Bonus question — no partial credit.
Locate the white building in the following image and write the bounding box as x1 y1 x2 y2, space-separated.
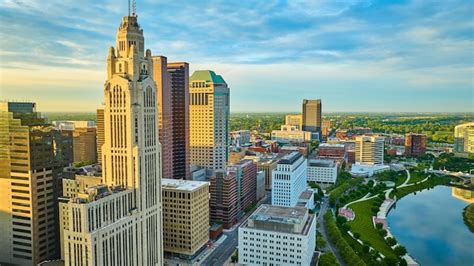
355 135 385 165
256 170 266 201
297 189 315 210
238 205 316 266
272 152 307 207
60 11 163 266
307 159 338 184
271 125 314 144
350 163 390 178
231 130 251 147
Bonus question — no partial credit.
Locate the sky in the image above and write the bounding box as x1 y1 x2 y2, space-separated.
0 0 473 113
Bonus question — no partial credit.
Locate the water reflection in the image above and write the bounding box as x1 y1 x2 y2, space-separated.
452 187 474 204
388 186 474 266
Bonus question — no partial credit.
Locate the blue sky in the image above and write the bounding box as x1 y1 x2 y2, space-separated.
0 0 472 112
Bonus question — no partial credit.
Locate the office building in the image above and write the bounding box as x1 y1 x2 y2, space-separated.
189 70 230 174
162 179 209 258
255 156 280 191
302 99 322 134
404 133 427 157
454 122 474 154
297 189 315 210
238 205 316 266
153 56 174 179
53 121 97 164
272 152 308 207
229 159 257 213
0 102 72 265
209 169 239 229
96 108 104 164
307 159 338 184
256 171 266 201
355 135 384 165
167 62 190 179
231 130 251 147
317 143 346 158
271 125 313 144
322 119 332 137
60 11 163 266
285 114 303 129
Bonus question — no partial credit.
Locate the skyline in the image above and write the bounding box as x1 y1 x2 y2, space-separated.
0 0 473 112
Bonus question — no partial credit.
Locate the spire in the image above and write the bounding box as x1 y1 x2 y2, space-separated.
128 0 136 16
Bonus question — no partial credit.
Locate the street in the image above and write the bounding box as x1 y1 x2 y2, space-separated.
317 197 345 266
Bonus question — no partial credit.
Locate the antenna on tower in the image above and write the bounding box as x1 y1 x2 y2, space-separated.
132 0 136 16
128 0 131 16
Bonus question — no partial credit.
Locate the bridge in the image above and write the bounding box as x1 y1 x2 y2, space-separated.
427 169 474 180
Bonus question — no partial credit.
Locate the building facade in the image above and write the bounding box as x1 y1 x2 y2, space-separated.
162 179 209 258
231 130 251 147
189 70 230 174
317 143 346 159
404 133 427 157
271 125 313 144
238 205 316 266
209 169 238 228
272 152 308 207
229 159 257 213
167 62 190 179
0 102 72 265
255 156 279 191
355 135 384 165
302 99 322 134
60 12 163 266
285 114 303 129
307 159 338 184
96 108 104 164
454 122 474 154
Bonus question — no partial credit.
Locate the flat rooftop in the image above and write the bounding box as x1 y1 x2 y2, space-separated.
309 159 335 168
298 189 314 201
162 178 209 192
278 151 302 165
250 204 307 225
319 143 345 148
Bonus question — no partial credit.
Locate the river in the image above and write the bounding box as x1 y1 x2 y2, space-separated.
387 185 474 266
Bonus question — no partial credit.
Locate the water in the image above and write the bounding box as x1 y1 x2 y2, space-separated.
387 186 474 266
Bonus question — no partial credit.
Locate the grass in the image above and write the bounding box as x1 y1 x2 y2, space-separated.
406 170 426 184
348 199 396 258
375 170 407 187
391 176 451 199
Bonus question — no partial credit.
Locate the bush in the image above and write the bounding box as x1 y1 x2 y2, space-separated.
319 252 340 266
353 232 360 239
384 256 399 266
378 229 388 237
375 223 383 230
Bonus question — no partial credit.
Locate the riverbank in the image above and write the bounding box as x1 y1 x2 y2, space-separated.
463 203 474 233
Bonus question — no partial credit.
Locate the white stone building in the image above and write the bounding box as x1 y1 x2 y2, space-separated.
271 152 307 207
307 159 338 184
238 205 316 266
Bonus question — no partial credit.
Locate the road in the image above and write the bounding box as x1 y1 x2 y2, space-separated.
317 198 345 266
201 192 272 265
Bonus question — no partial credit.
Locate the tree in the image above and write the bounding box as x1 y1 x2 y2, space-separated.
375 223 383 230
353 232 361 239
386 237 397 246
394 245 407 256
319 252 339 266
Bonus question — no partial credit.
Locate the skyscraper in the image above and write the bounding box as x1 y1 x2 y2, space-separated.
404 133 427 157
189 70 230 174
153 56 174 179
355 135 385 165
271 152 308 207
0 102 72 265
285 114 303 129
167 62 190 179
302 99 322 135
96 107 104 164
60 10 163 265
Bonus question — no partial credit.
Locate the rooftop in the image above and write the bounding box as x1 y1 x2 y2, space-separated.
319 143 345 148
278 151 302 165
250 204 307 225
309 159 335 168
298 189 314 201
162 178 209 192
190 70 226 84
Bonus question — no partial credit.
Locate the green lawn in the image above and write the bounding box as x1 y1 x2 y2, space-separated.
392 176 451 199
375 170 407 187
406 170 426 184
348 199 396 258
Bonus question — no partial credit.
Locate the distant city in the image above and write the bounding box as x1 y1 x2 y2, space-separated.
0 1 473 266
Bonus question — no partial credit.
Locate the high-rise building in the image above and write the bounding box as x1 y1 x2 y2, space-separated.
229 159 257 213
404 133 427 157
167 62 190 179
189 70 230 174
209 169 238 229
271 124 313 144
355 135 384 165
162 179 209 258
302 99 322 134
285 114 303 129
60 10 163 266
271 152 308 207
153 56 174 179
96 108 105 164
454 122 474 154
307 159 338 184
230 130 251 147
238 205 316 265
255 156 280 191
53 121 97 164
0 102 72 265
322 119 332 137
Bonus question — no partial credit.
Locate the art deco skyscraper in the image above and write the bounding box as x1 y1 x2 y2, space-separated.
96 107 104 164
189 70 230 174
60 10 163 266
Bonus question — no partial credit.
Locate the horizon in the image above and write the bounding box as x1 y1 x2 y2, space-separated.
1 0 473 112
